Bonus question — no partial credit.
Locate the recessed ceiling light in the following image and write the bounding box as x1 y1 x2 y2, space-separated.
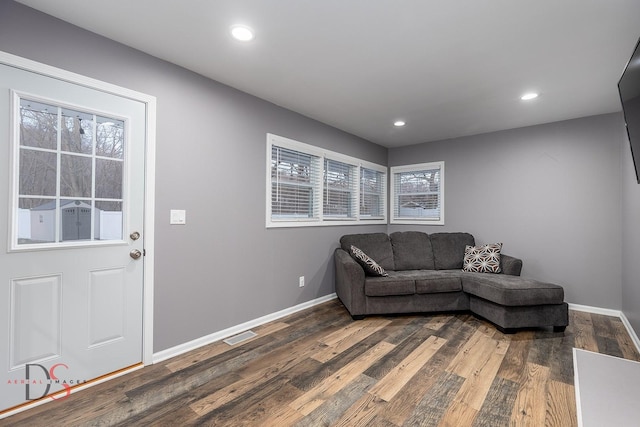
521 92 539 101
394 120 406 127
230 25 254 42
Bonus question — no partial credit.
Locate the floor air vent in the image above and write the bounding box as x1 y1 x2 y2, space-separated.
223 330 257 345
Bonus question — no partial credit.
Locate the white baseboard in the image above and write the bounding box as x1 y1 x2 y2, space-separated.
569 302 640 354
152 293 338 363
620 311 640 355
568 303 622 318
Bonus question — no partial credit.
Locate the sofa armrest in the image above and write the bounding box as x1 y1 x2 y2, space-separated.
334 248 366 316
500 254 523 276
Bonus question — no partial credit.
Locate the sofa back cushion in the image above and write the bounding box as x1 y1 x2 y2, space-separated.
389 231 435 270
430 232 475 270
340 233 395 271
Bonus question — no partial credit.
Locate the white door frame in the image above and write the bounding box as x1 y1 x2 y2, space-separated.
0 50 156 366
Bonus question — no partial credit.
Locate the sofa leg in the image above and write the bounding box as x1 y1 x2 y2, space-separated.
554 325 567 333
351 314 365 321
496 326 517 334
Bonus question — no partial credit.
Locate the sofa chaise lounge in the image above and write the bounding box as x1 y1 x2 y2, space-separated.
334 231 568 333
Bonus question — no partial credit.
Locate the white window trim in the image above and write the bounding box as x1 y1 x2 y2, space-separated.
266 133 387 228
390 161 445 225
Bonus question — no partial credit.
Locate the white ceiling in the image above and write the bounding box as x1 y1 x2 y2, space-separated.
15 0 640 147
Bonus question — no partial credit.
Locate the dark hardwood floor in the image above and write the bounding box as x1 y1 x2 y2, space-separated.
3 299 639 426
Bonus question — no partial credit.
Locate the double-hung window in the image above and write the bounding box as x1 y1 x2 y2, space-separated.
270 144 321 221
267 134 387 227
323 158 357 219
390 161 444 225
360 167 385 218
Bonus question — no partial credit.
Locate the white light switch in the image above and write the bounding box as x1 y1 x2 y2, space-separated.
170 209 186 225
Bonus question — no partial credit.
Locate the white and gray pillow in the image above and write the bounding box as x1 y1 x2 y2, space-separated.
350 245 389 277
462 243 502 273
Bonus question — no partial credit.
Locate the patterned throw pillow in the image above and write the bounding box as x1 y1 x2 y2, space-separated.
350 245 389 277
462 243 503 273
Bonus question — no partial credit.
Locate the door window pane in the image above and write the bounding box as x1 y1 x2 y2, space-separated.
60 199 92 241
95 201 123 241
19 150 57 196
61 108 93 154
60 154 92 198
95 159 123 199
18 198 56 244
96 117 124 159
19 99 57 149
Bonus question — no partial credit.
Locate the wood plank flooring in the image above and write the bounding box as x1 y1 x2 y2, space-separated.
3 299 639 426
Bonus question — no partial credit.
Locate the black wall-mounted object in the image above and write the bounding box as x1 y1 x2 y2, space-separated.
619 36 640 183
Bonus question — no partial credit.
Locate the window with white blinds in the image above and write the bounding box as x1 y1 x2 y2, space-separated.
324 158 357 219
390 161 444 225
360 167 386 219
270 145 321 220
267 134 387 228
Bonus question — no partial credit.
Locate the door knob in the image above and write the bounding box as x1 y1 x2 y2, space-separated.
130 231 141 241
130 249 142 260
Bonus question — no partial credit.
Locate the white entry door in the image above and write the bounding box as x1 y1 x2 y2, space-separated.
0 62 146 411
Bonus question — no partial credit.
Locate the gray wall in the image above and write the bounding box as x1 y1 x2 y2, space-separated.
621 115 640 334
0 1 387 352
389 114 624 309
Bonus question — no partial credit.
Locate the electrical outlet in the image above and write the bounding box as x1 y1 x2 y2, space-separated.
299 276 305 287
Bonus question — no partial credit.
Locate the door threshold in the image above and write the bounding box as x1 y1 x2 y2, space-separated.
0 362 144 420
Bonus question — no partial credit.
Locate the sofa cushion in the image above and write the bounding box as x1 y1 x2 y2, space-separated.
469 297 568 329
340 233 395 271
430 232 475 270
462 243 502 273
364 272 416 297
462 273 564 306
414 270 463 294
350 245 389 277
390 231 435 270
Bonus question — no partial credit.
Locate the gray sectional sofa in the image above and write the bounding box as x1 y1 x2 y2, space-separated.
334 231 568 333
